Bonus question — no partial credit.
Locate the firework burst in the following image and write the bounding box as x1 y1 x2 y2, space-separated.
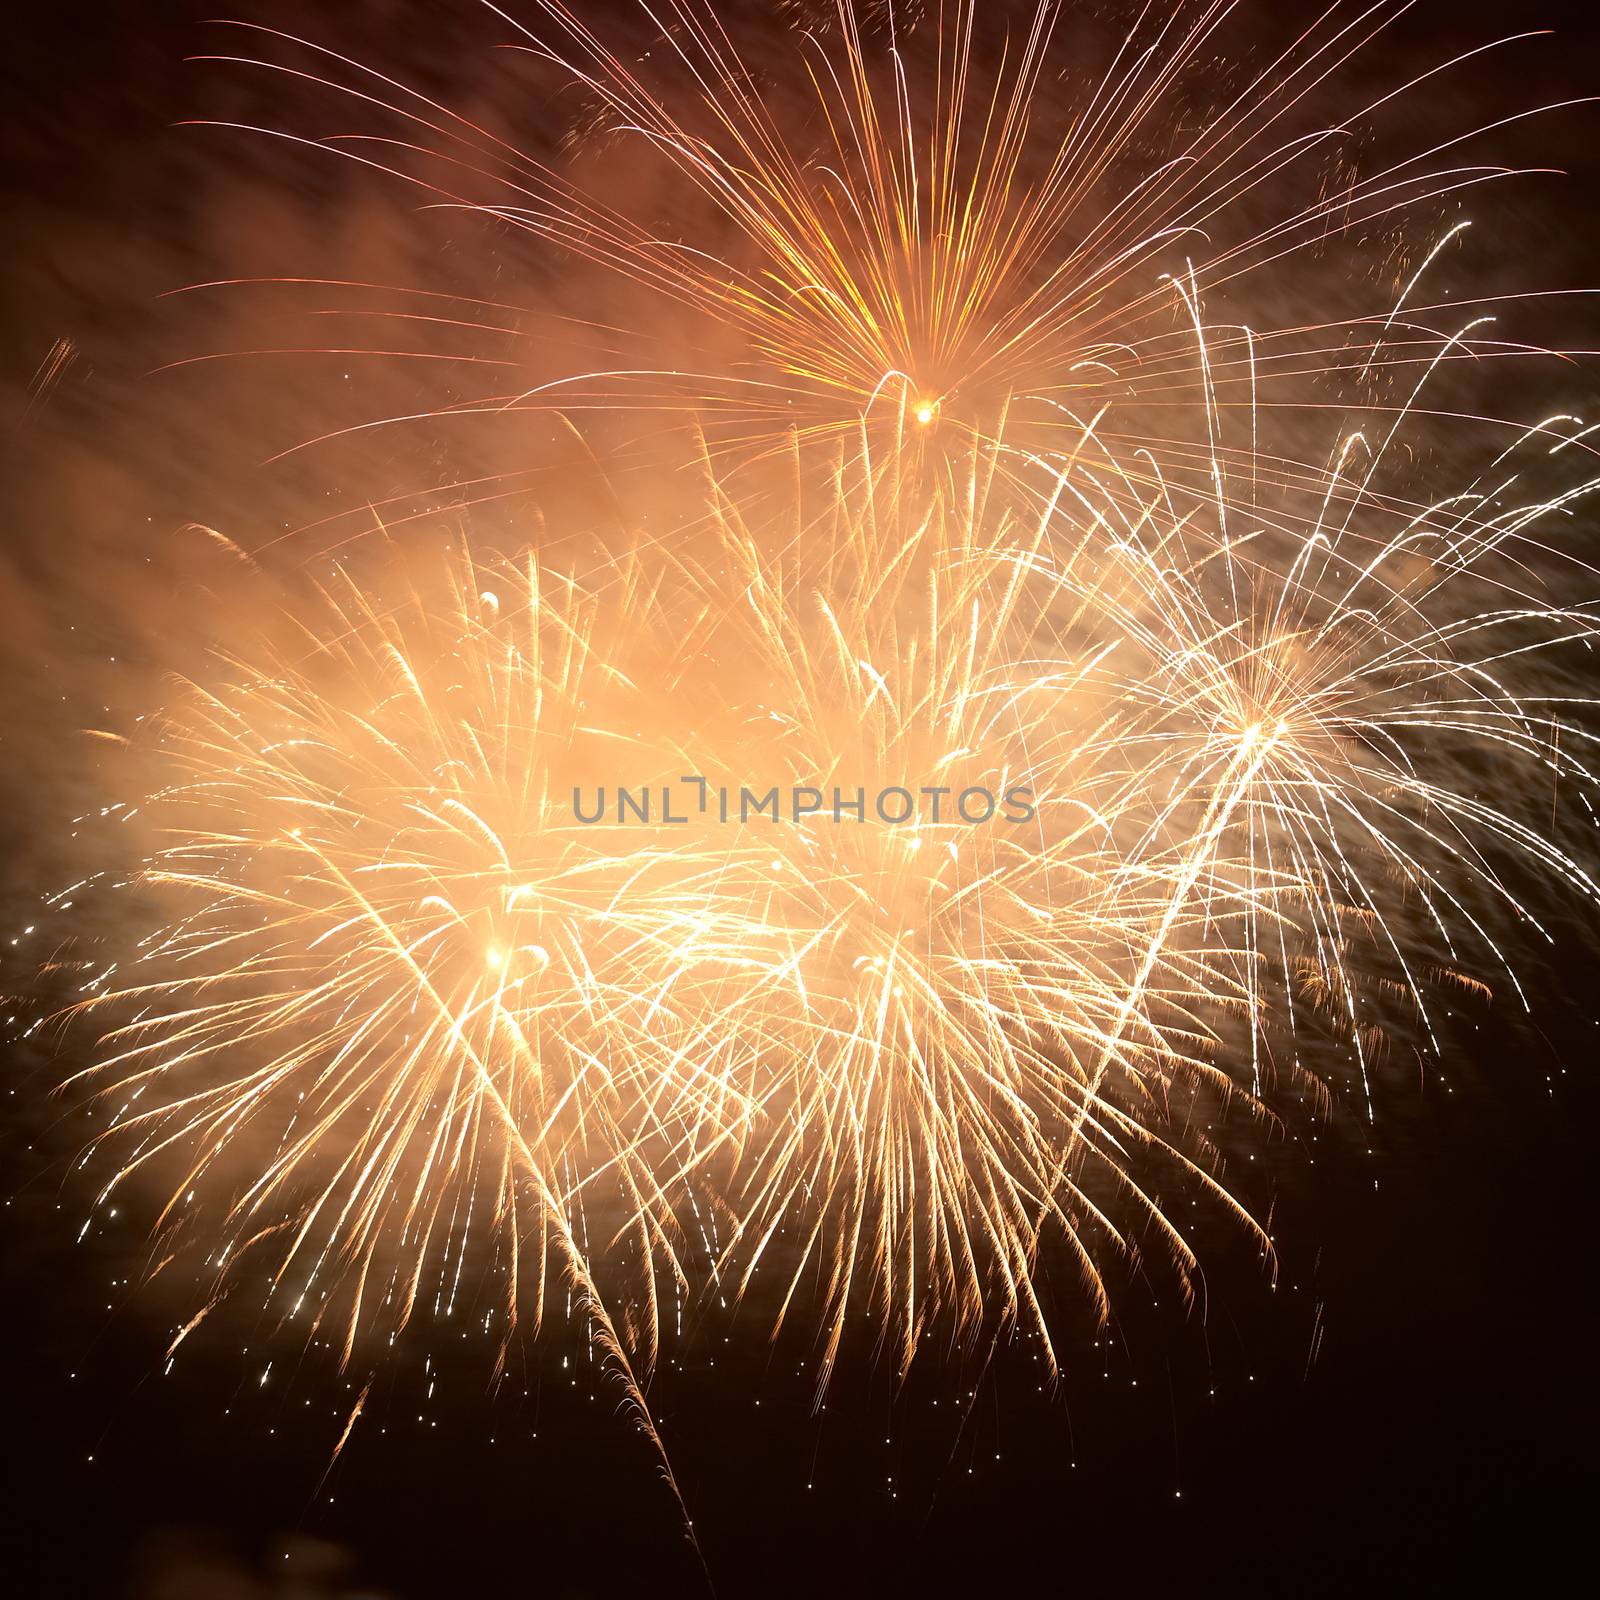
23 0 1600 1565
167 0 1595 514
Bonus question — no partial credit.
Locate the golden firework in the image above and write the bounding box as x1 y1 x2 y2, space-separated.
29 0 1600 1560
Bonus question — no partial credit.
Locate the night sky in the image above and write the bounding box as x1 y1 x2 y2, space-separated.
3 4 1598 1595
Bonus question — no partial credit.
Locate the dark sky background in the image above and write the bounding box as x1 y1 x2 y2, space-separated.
3 2 1599 1595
